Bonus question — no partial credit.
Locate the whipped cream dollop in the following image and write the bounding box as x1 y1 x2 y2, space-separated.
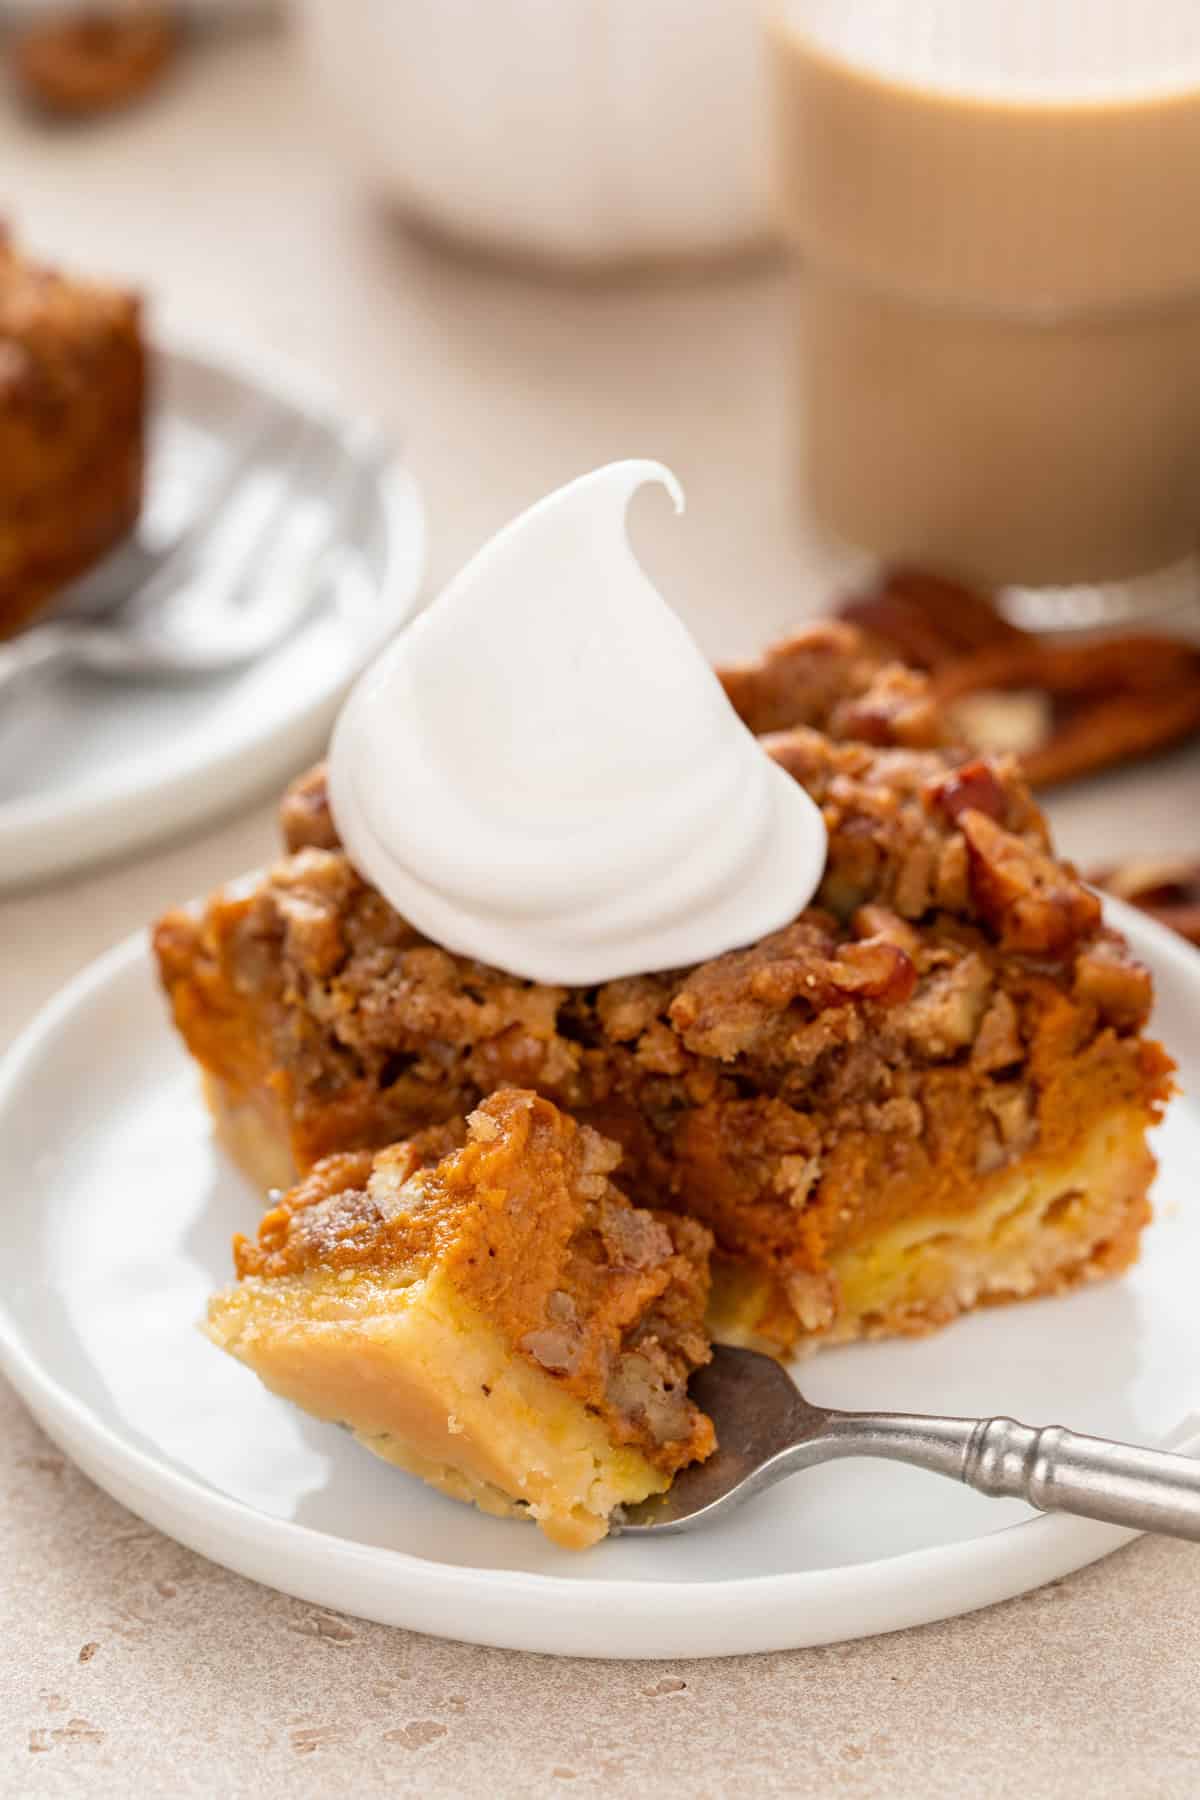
328 461 827 985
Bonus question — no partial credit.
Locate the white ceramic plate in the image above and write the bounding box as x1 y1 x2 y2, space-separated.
0 343 425 889
0 900 1197 1660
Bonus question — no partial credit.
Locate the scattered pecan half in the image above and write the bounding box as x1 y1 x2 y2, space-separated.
13 6 176 118
1090 857 1200 947
839 568 1200 788
840 567 1023 669
930 636 1200 786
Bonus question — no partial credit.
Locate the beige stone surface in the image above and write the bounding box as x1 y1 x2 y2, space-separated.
2 25 1199 1798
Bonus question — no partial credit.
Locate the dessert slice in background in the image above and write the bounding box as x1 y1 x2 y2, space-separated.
830 569 1200 788
207 1089 715 1548
0 229 145 638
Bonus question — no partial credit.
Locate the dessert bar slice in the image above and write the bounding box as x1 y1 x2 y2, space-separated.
0 230 145 637
207 1089 715 1548
158 629 1172 1356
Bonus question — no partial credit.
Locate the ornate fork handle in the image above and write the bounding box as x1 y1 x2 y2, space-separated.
823 1411 1200 1540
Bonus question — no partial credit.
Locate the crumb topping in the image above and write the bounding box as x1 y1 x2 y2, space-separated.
157 629 1172 1349
718 620 946 748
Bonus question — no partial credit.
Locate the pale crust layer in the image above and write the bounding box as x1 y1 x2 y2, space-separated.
203 1072 296 1195
206 1074 1157 1358
208 1090 715 1547
710 1106 1155 1352
208 1265 670 1550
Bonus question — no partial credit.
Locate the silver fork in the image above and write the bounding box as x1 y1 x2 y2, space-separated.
618 1345 1200 1540
0 410 377 703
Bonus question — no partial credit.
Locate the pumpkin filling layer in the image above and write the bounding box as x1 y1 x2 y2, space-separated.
208 1090 714 1548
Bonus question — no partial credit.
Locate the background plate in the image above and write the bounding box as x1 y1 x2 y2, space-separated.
0 341 425 889
0 900 1196 1659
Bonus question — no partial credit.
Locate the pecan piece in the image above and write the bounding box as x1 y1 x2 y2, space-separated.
281 763 340 853
828 664 944 749
971 991 1023 1073
1073 933 1154 1031
927 757 1009 825
668 919 915 1061
850 903 921 958
718 621 879 735
1021 681 1200 788
932 636 1200 788
746 935 915 1008
934 635 1200 705
839 567 1022 669
893 953 994 1059
13 6 176 117
840 566 1200 788
596 1200 674 1271
828 937 918 1002
958 808 1100 954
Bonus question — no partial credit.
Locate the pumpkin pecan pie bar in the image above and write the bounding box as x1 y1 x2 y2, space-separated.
157 629 1172 1355
0 230 145 638
208 1089 714 1547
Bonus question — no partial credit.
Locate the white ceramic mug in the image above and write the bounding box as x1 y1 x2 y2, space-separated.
294 0 774 271
774 0 1200 599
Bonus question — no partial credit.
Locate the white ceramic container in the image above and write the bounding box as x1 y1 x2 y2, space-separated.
295 0 774 270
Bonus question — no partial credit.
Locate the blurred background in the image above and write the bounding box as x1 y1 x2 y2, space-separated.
3 7 1200 1778
0 0 822 657
2 0 1199 908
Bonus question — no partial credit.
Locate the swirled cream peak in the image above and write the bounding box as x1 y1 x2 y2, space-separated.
328 461 827 984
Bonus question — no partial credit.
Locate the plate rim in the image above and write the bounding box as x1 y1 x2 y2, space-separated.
0 332 427 885
0 898 1195 1659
